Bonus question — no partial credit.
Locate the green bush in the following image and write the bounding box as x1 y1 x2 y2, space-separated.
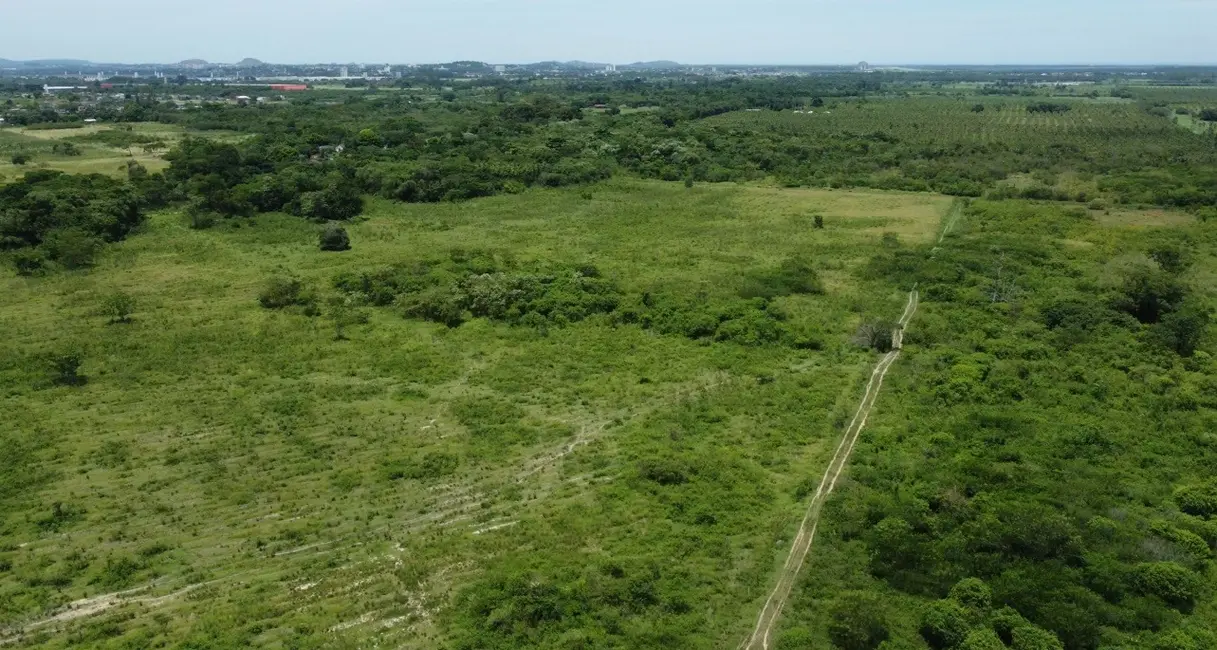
319 224 351 251
827 592 889 650
949 578 993 613
919 599 972 649
739 256 824 299
43 229 101 270
11 247 48 275
48 350 86 387
1010 626 1064 650
1133 562 1200 609
960 629 1006 650
258 277 315 310
1173 483 1217 517
101 292 136 324
383 452 459 481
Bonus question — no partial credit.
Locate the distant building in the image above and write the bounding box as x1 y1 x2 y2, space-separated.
340 66 349 78
605 64 617 73
270 84 308 91
494 65 506 73
857 61 871 72
43 85 87 93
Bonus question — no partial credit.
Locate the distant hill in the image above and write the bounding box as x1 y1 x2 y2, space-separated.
560 60 611 69
235 58 264 67
622 60 682 70
179 59 209 66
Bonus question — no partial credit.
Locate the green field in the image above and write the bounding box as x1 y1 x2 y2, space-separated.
0 123 247 183
0 179 952 648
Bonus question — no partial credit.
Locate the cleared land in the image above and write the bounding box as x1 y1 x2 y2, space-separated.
1 180 944 648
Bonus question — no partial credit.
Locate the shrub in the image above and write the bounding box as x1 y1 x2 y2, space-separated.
383 452 460 481
960 629 1006 650
102 292 136 324
319 225 351 252
1116 266 1185 324
10 153 30 165
1153 305 1209 357
258 277 315 310
1173 483 1217 517
990 607 1031 644
51 142 81 156
1153 629 1201 650
919 599 972 649
814 214 825 229
43 229 101 270
827 592 890 650
11 248 48 276
949 578 992 612
739 256 824 299
1133 562 1200 609
48 350 86 386
187 204 218 230
1010 626 1064 650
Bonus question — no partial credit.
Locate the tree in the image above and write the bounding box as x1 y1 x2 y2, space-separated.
827 593 890 650
319 225 351 251
855 320 895 352
327 296 369 340
919 600 972 649
1199 108 1217 122
811 97 825 107
1116 266 1185 323
972 104 985 113
1153 305 1209 356
102 292 136 324
48 350 86 386
10 153 30 165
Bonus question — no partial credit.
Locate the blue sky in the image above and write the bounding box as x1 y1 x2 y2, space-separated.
3 0 1215 64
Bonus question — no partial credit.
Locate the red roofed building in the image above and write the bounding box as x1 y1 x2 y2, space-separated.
270 84 308 91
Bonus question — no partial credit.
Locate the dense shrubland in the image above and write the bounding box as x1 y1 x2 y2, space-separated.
323 249 828 348
782 199 1216 650
0 170 142 272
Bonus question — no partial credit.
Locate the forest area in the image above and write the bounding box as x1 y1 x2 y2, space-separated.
1 68 1216 650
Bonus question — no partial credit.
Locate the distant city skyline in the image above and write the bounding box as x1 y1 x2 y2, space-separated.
3 0 1216 66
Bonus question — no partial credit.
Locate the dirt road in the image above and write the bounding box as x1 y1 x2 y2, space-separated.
740 288 918 650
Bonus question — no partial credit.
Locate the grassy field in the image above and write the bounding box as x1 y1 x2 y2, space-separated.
0 123 244 183
0 179 953 648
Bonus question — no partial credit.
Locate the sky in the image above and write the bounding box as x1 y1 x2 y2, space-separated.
3 0 1216 65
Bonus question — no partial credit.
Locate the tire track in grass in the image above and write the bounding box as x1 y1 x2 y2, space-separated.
741 288 917 650
742 202 960 650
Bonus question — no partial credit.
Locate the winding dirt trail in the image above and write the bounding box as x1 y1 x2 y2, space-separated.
740 289 917 650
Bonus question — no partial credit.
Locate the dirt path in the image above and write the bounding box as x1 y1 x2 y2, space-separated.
740 288 918 650
740 203 961 650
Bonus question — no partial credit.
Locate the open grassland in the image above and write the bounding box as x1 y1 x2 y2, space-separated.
0 123 243 183
0 180 951 648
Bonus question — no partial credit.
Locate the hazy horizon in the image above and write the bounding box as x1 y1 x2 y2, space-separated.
3 0 1216 66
